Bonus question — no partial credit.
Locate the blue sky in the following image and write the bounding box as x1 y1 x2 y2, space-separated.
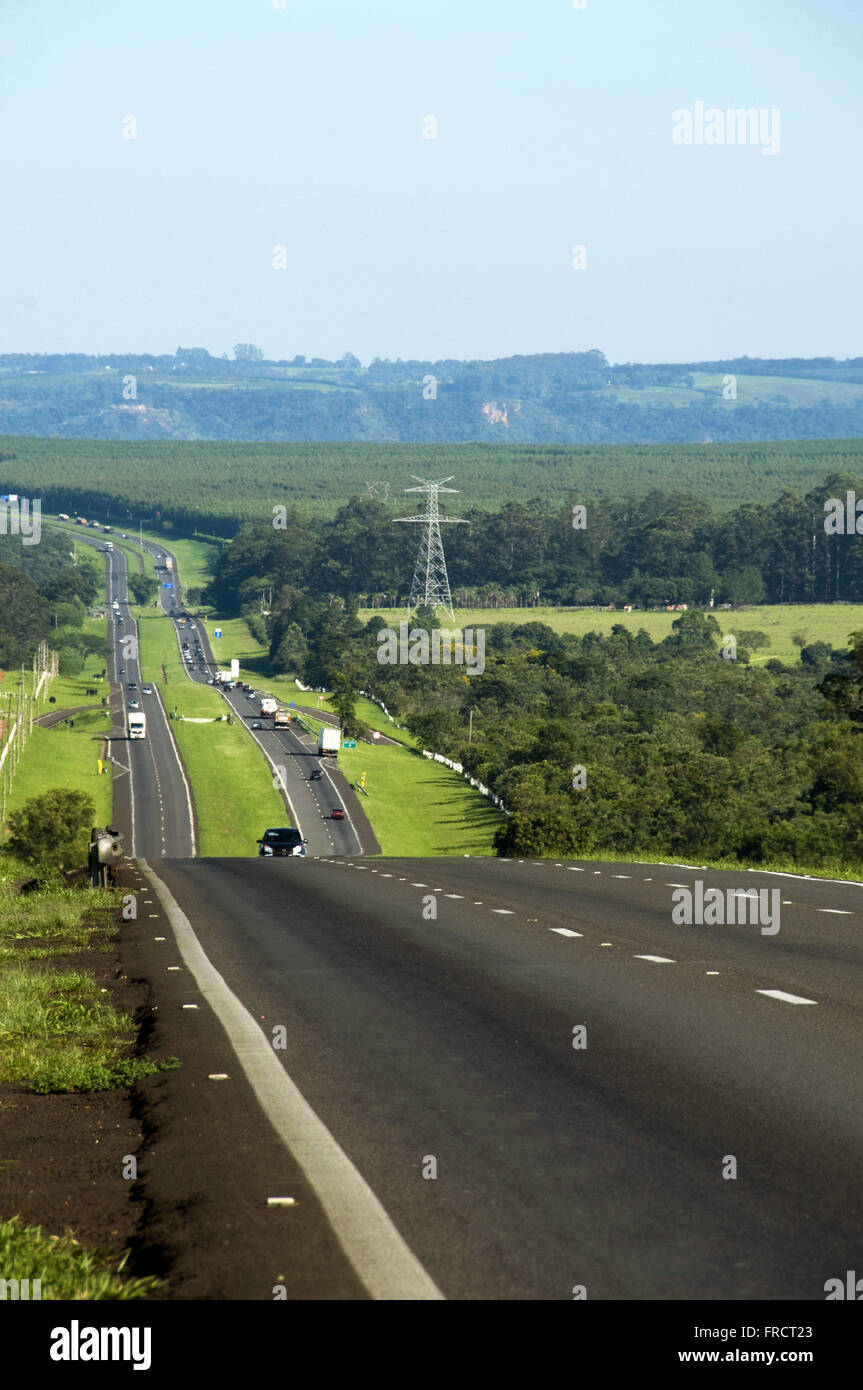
1 0 861 363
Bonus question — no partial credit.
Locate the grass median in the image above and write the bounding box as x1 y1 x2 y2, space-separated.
134 610 284 856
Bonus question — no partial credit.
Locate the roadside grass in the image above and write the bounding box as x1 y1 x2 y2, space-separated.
357 603 863 666
0 877 180 1092
0 1217 160 1299
3 669 113 834
134 610 285 854
296 713 501 855
198 614 270 679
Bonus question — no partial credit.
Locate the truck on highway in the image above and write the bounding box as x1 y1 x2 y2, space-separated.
273 708 293 727
260 696 279 717
164 556 173 572
104 541 114 551
129 712 146 739
317 726 341 757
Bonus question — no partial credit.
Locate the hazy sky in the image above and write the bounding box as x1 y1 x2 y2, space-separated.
2 0 861 364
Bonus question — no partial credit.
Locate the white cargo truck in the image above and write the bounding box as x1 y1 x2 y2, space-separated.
129 712 146 739
317 726 341 757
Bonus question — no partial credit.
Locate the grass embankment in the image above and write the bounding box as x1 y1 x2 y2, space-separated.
0 869 170 1297
3 669 113 829
296 712 501 855
357 603 863 667
134 610 284 855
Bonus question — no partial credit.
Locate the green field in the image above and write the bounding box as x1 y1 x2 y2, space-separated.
358 604 863 666
134 610 284 855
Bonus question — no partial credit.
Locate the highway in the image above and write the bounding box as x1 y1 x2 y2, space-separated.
141 539 366 857
102 545 196 858
54 524 364 857
141 852 863 1300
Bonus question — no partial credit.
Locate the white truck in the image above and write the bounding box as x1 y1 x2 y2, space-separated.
317 726 341 757
129 712 146 739
164 556 173 572
260 696 279 717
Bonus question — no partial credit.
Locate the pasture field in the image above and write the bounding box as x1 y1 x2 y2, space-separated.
358 604 861 665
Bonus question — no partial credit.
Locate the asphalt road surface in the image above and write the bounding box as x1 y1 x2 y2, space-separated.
144 852 863 1300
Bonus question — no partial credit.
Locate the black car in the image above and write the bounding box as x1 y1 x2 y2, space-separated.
257 827 308 857
309 769 323 781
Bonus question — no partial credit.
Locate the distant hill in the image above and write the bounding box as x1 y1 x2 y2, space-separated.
2 348 863 445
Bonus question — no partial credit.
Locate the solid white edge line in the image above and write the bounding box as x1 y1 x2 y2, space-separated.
140 859 444 1301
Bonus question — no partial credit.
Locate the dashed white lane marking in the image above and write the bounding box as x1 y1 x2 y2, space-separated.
182 1004 199 1010
610 875 631 879
634 955 676 964
568 867 584 872
643 877 653 882
593 871 601 875
491 909 514 915
411 882 428 887
817 908 853 915
600 942 612 946
444 893 463 898
756 989 817 1005
549 927 582 938
666 883 689 888
706 970 720 975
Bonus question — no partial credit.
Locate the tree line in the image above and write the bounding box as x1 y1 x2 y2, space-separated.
203 473 863 612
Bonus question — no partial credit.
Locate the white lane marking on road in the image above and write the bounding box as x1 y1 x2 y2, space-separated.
756 989 817 1005
549 928 582 937
140 859 444 1302
634 955 676 964
491 909 514 914
610 875 631 879
748 867 863 887
567 867 584 872
181 1004 199 1009
643 877 653 881
443 894 463 898
706 971 719 975
411 883 428 887
600 942 612 946
817 908 852 914
666 883 689 888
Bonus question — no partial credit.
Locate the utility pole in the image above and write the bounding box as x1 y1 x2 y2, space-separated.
468 706 474 745
395 476 468 621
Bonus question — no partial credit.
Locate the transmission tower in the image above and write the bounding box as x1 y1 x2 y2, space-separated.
395 476 467 620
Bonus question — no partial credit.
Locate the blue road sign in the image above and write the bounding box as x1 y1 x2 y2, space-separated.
214 628 222 638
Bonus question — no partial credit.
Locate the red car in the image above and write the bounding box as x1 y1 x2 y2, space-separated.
331 807 345 820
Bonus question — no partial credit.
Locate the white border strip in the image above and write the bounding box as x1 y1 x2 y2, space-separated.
140 859 444 1301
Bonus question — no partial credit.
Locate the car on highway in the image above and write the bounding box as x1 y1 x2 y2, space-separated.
118 667 126 675
257 827 308 857
331 807 346 820
127 682 138 690
251 721 262 729
142 685 152 694
129 699 140 710
309 769 323 781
